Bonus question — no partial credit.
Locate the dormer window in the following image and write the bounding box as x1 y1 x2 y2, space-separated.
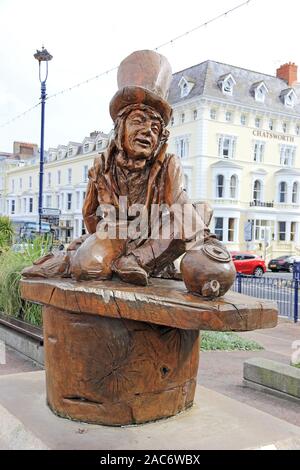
251 81 268 103
84 143 90 153
68 147 73 156
178 76 195 98
280 88 297 108
97 140 103 150
218 73 236 96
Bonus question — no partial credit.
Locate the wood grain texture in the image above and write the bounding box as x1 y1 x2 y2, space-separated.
20 277 278 332
43 305 199 425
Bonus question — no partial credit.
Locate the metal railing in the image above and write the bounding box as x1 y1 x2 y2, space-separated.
232 273 298 322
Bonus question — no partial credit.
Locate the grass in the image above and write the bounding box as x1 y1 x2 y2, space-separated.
292 362 300 369
201 331 263 351
0 236 52 326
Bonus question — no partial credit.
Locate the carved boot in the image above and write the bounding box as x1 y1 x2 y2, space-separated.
112 254 149 286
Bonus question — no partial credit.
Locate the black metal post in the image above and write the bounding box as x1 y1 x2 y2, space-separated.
294 279 298 323
38 80 46 233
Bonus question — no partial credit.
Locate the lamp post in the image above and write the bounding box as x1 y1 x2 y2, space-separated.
34 46 53 233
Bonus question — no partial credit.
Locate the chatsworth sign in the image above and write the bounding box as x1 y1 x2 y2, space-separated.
253 130 295 143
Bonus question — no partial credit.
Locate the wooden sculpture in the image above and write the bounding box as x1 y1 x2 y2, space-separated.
21 50 278 426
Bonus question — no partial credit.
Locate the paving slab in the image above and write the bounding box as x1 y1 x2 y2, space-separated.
0 371 299 450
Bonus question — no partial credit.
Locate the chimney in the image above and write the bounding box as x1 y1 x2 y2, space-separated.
276 62 298 86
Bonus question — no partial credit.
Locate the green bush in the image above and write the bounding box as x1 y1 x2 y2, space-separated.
0 216 14 249
201 331 263 351
0 236 52 326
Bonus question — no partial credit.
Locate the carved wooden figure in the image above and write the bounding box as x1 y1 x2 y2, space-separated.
21 50 278 426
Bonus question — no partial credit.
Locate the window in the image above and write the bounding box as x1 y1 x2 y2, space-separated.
57 170 61 185
283 90 297 108
292 182 298 203
176 136 189 158
58 150 62 159
253 180 262 203
210 109 216 120
282 122 287 133
219 75 236 96
82 220 86 236
269 119 274 130
83 165 88 182
216 175 225 198
181 81 189 98
278 221 286 241
170 116 174 126
280 145 295 167
225 111 232 122
279 181 287 203
193 110 197 120
255 85 267 102
218 135 236 159
76 192 80 210
97 140 103 150
230 175 237 198
29 197 33 213
240 114 246 125
215 218 224 241
296 125 300 135
68 147 73 156
47 172 51 187
255 117 261 128
46 195 52 207
19 178 22 190
253 141 265 162
84 143 90 153
180 113 185 124
11 200 15 214
67 193 72 210
29 176 32 189
23 198 26 213
68 168 72 184
291 222 296 242
228 218 235 242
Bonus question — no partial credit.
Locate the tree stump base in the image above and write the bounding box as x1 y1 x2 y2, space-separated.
43 305 199 425
20 277 278 426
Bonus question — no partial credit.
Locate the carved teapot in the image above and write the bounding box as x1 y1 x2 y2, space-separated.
180 241 236 298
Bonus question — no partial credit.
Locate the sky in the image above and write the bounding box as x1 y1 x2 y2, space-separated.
1 0 300 152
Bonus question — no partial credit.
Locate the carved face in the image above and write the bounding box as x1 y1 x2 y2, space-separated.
123 109 161 159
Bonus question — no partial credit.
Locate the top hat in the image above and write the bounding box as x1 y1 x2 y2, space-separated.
109 50 173 125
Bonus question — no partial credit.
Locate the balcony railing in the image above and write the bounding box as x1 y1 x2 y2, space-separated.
249 200 274 208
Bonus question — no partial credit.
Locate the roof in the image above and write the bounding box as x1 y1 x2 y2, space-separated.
168 60 300 115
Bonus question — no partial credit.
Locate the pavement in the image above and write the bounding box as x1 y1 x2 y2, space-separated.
199 318 300 427
0 317 299 449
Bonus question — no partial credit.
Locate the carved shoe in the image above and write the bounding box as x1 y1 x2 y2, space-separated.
112 254 148 286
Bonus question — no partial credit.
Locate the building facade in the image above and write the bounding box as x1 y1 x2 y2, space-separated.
1 132 109 242
168 61 300 259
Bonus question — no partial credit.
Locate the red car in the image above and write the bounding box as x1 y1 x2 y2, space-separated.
230 251 266 277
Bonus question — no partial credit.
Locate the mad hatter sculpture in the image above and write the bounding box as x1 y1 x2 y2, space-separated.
22 50 236 297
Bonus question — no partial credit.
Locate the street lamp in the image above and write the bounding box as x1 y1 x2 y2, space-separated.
34 46 53 233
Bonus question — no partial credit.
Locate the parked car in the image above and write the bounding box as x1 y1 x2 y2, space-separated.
268 255 300 273
230 252 266 277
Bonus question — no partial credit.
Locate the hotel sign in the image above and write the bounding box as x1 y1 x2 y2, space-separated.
253 130 294 143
